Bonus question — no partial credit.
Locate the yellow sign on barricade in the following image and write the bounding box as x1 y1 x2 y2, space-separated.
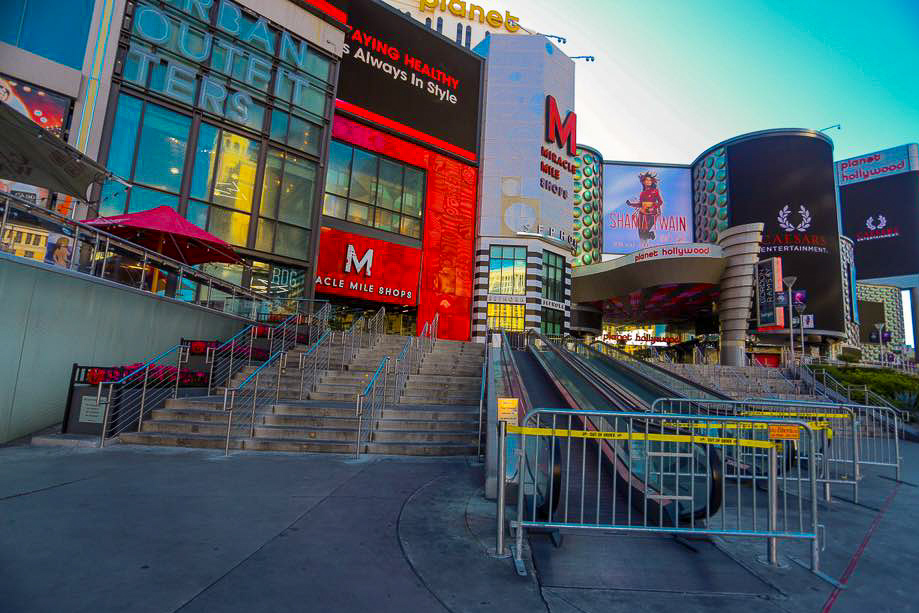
497 398 519 425
505 425 778 450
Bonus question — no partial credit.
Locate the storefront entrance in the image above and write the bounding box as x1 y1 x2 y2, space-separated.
318 293 418 336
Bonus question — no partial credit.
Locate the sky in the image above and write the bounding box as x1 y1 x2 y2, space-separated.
499 0 919 164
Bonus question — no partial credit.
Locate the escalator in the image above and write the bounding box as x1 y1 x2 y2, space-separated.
501 330 723 526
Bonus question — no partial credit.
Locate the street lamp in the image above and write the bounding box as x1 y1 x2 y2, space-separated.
783 276 797 365
794 303 806 362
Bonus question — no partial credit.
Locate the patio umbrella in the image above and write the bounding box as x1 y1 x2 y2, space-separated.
84 205 239 265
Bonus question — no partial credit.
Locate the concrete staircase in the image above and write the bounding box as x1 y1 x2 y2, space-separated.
119 333 485 456
661 363 816 401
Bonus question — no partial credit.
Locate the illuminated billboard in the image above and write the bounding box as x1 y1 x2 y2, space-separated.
602 163 692 254
338 0 484 159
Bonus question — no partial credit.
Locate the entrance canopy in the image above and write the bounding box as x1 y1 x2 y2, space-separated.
572 243 726 325
0 102 116 199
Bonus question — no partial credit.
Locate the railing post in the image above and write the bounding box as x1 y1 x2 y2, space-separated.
224 389 233 456
174 345 185 399
99 237 110 278
69 226 80 270
276 353 284 404
228 338 236 390
248 326 256 367
206 346 216 395
138 252 148 290
99 384 114 448
767 444 779 565
355 395 363 459
137 365 151 432
495 419 509 556
251 375 259 439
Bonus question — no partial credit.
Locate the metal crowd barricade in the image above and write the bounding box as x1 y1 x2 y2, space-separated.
653 397 860 503
297 331 331 400
355 357 388 458
499 409 822 575
97 344 190 447
747 398 902 482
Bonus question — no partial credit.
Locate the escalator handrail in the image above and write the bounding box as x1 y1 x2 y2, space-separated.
579 338 731 402
500 330 533 417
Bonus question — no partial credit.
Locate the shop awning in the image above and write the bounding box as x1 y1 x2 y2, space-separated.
84 205 240 265
0 102 117 200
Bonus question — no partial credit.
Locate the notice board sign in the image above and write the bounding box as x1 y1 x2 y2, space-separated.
757 257 784 329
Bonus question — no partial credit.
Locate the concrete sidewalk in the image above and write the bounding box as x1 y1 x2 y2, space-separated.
1 442 917 612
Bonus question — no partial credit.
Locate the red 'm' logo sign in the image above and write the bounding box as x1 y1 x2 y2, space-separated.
544 95 577 157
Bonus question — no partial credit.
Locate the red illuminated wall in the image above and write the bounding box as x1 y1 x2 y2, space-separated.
332 114 478 341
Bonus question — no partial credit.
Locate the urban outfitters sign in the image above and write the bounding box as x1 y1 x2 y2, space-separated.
124 0 327 130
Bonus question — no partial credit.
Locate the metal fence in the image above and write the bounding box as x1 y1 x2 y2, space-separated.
356 357 388 458
367 307 386 348
499 409 822 575
745 398 903 481
653 397 860 503
97 343 190 446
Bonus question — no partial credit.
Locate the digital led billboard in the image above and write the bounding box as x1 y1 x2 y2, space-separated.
602 163 692 254
337 0 484 159
725 134 845 335
840 170 919 281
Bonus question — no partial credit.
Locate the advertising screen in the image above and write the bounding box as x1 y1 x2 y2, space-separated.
602 163 692 254
840 171 919 280
0 74 73 212
727 135 845 334
337 1 483 159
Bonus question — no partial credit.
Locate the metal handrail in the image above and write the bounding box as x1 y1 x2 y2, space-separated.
0 192 303 321
97 343 189 446
206 324 258 394
367 306 386 348
390 336 414 404
477 329 489 459
297 331 331 400
222 348 287 455
355 357 388 458
341 315 365 366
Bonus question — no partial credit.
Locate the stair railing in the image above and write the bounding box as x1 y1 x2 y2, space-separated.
206 325 259 395
269 309 300 356
367 307 386 348
222 349 288 456
97 343 190 447
355 357 388 458
341 315 366 367
391 337 413 404
298 331 332 400
306 303 332 346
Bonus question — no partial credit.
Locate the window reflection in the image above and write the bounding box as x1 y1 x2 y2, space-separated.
487 304 525 332
488 245 527 296
212 132 258 212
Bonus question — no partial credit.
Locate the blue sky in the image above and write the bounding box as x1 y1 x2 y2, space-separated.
502 0 919 164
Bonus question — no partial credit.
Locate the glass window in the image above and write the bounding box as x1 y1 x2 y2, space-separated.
255 218 275 252
287 114 320 155
270 110 289 143
487 304 525 332
105 94 143 179
189 123 219 201
4 0 94 69
260 149 284 219
542 251 565 302
323 141 425 239
274 223 310 260
489 245 528 296
323 194 347 219
277 153 315 228
212 132 259 212
186 201 209 228
128 186 178 213
208 206 249 247
541 308 564 336
326 142 353 197
349 149 378 204
378 159 403 212
133 103 191 193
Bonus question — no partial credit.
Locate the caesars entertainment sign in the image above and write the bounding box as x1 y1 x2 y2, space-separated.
338 1 484 159
719 133 845 334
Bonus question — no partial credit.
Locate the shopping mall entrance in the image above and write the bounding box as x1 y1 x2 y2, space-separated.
316 293 418 336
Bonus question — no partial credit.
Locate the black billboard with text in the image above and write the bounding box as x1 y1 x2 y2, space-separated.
840 171 919 280
727 135 845 335
337 0 483 159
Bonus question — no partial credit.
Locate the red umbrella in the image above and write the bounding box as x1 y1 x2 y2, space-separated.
84 205 239 265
